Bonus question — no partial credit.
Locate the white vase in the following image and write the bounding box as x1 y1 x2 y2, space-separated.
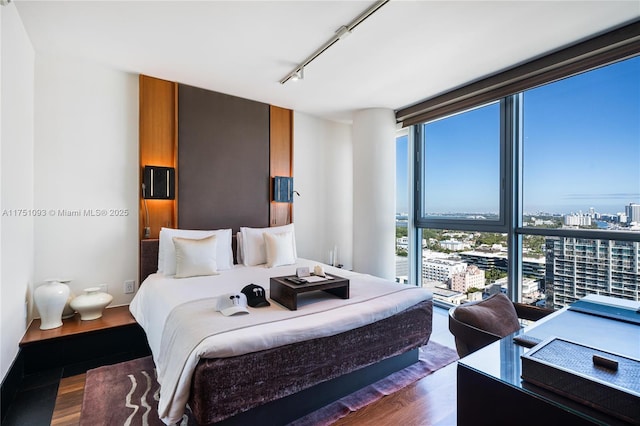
62 292 76 319
70 287 113 320
34 279 71 330
59 280 76 319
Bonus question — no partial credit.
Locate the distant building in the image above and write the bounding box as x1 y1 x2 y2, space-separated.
459 250 507 271
626 203 640 224
460 250 545 282
396 236 408 249
492 276 543 305
422 258 467 283
449 264 485 293
563 213 591 226
439 240 471 251
528 217 556 226
545 237 640 309
395 256 408 282
422 281 463 304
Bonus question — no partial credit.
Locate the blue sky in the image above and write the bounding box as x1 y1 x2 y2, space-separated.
397 55 640 216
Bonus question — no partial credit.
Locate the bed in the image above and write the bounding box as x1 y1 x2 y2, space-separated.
131 226 433 425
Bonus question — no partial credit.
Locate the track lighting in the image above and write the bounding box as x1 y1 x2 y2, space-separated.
279 0 389 85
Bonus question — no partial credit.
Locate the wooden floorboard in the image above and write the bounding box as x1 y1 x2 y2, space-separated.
50 360 457 425
51 374 85 426
333 361 457 426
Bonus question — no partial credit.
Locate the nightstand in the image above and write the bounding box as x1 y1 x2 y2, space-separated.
19 306 150 375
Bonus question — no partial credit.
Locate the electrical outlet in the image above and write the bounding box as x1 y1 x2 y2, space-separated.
98 284 108 294
124 280 136 294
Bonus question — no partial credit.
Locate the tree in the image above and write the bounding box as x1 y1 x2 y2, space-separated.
485 268 507 284
475 233 506 246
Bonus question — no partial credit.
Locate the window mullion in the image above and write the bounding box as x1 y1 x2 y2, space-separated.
506 94 524 302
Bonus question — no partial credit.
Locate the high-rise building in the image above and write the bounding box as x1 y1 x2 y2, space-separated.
545 237 640 309
626 203 640 224
563 213 592 226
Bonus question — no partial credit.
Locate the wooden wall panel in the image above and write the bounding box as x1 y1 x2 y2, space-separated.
270 106 293 226
139 75 177 240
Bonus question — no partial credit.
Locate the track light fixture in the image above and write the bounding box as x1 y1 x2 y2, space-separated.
279 0 389 85
291 68 304 82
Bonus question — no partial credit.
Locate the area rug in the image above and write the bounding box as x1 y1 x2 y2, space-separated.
80 341 458 426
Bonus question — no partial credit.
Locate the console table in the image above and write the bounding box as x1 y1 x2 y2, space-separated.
457 296 640 425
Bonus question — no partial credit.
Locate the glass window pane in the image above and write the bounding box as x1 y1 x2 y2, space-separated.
523 57 640 228
421 102 501 221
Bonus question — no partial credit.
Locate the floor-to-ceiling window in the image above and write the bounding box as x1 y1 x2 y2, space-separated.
412 54 640 309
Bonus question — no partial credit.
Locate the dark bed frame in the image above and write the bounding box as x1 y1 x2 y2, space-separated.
139 239 432 425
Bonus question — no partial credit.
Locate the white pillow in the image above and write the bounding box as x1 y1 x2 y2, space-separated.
173 235 219 278
240 223 297 266
263 231 296 268
159 227 233 275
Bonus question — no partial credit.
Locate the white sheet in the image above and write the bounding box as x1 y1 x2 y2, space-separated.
129 258 432 425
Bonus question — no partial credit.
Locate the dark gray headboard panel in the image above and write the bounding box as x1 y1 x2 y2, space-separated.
177 84 270 233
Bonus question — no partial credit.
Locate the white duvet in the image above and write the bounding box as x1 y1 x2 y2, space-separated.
129 258 432 425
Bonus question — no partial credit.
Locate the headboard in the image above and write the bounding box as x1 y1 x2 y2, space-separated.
140 239 159 285
176 84 270 233
139 84 271 284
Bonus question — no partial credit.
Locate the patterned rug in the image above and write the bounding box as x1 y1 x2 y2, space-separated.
79 341 458 425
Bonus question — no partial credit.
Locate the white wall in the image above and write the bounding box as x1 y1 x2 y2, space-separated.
1 3 35 382
33 54 139 310
293 112 353 270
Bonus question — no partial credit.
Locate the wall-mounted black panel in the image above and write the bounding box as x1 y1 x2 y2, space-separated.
143 165 175 199
178 85 270 232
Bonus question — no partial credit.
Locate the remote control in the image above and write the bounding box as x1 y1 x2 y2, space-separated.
513 334 542 348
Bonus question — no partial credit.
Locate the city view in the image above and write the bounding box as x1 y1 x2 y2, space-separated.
396 54 639 310
396 202 640 309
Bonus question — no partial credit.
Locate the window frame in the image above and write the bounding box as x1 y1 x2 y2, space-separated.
414 100 509 233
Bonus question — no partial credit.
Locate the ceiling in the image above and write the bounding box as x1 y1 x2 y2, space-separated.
14 0 640 123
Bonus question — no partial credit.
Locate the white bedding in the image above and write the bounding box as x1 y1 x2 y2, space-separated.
129 258 432 425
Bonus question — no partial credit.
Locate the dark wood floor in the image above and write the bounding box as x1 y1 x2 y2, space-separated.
49 357 457 426
332 361 457 426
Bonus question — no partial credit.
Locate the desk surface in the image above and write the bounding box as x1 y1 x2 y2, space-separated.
458 296 640 425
